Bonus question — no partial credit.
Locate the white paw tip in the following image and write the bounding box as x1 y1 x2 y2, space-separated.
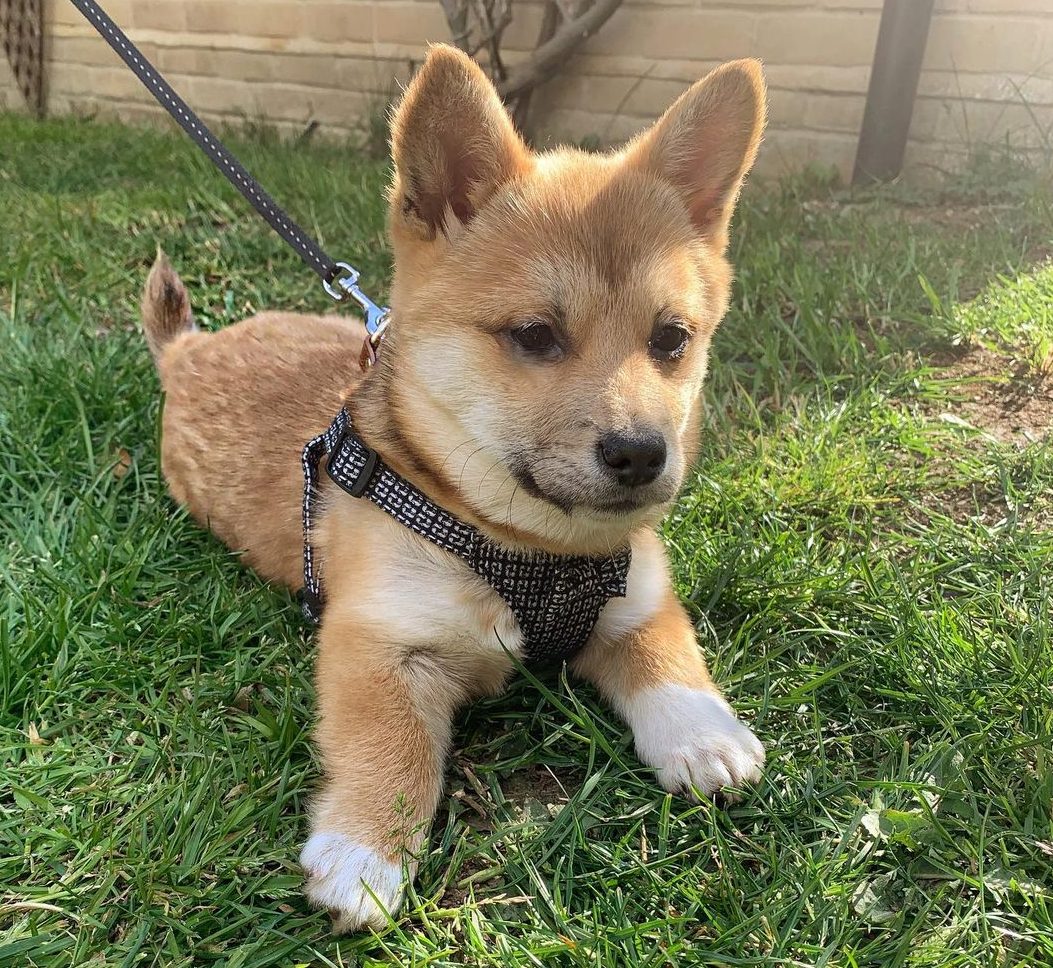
300 832 404 932
626 685 766 799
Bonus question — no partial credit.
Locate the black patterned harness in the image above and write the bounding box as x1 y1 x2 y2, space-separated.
301 409 632 664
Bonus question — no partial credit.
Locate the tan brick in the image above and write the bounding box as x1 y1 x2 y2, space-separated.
904 96 948 142
681 0 806 5
550 52 668 81
247 1 307 39
542 73 644 114
245 83 311 123
820 0 883 9
767 89 865 139
301 3 376 44
621 0 696 8
209 49 276 83
648 59 727 85
917 69 1053 106
933 99 1052 148
51 64 152 102
268 53 339 87
335 55 413 95
536 107 649 148
109 102 172 128
372 2 451 45
965 0 1053 12
132 1 188 32
755 129 856 180
763 64 872 96
621 77 695 118
519 51 717 85
299 87 376 126
155 46 207 75
51 0 134 27
924 15 1043 74
233 82 375 126
50 35 125 68
585 9 757 61
185 75 261 114
753 11 880 67
182 1 248 36
803 93 866 133
766 87 810 131
181 1 305 38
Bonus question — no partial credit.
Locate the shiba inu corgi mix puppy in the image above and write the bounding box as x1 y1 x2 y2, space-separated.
141 45 767 931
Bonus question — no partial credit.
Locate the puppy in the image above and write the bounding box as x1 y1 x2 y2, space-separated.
141 46 767 931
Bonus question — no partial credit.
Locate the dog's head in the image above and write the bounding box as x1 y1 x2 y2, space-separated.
377 46 765 553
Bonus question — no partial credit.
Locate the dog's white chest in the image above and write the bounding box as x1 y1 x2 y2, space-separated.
348 524 525 658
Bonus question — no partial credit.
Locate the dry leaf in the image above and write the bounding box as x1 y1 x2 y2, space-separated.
113 448 132 479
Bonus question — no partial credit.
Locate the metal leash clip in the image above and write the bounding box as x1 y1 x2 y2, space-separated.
323 262 391 366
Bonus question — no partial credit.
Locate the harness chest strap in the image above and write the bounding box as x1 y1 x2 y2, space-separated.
301 409 632 664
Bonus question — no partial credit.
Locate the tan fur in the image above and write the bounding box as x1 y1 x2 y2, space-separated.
143 45 768 930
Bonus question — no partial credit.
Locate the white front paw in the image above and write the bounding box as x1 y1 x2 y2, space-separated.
625 685 765 798
300 832 404 932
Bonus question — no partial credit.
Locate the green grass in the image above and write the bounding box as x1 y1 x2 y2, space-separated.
1 112 1052 966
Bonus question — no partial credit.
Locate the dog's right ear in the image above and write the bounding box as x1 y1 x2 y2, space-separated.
390 45 530 241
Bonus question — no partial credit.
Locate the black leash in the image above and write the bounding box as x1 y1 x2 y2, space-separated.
70 0 390 350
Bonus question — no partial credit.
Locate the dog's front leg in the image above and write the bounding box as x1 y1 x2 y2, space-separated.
301 616 457 932
573 533 764 798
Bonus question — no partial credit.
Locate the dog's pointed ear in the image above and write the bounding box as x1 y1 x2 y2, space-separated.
625 59 766 251
390 45 530 240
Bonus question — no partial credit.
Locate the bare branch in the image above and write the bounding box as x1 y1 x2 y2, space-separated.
436 0 623 124
552 0 584 22
471 0 511 81
497 0 622 101
510 0 561 132
438 0 472 52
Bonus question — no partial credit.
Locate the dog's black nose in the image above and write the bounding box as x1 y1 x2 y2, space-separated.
599 430 667 487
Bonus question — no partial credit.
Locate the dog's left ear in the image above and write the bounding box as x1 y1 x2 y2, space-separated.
626 59 767 251
390 44 530 241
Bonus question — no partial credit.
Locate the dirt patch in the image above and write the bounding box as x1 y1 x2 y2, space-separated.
501 764 579 809
436 762 580 910
801 198 1020 233
439 759 580 835
924 479 1013 528
890 201 1021 233
915 474 1053 531
439 853 496 910
931 346 1052 446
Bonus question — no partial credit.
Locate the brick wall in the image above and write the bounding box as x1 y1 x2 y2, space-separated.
2 0 1052 180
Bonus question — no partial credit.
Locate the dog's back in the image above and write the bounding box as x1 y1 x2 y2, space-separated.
142 252 368 587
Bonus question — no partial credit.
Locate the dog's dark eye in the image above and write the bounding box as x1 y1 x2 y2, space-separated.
509 322 557 356
649 323 690 360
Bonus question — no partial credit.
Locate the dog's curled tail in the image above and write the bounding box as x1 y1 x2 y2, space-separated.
141 249 195 364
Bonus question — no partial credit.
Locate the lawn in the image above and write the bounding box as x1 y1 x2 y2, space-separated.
1 112 1051 967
